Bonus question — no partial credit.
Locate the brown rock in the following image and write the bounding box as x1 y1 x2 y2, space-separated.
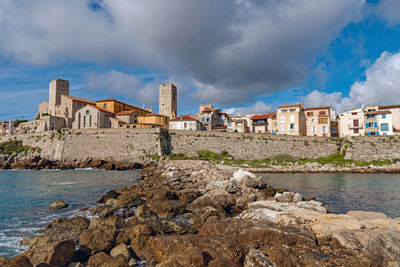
90 205 118 218
40 216 90 243
79 227 117 254
0 255 33 267
22 240 75 267
89 216 125 230
20 236 50 249
187 190 236 213
244 248 277 267
98 190 120 204
49 200 68 210
110 243 131 260
136 204 157 219
99 254 128 267
88 252 112 266
106 193 142 209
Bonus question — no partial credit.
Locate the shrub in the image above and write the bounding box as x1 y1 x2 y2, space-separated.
272 154 297 163
0 140 32 155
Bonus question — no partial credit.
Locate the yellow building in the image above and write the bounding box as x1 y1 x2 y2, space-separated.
96 98 152 115
119 114 169 129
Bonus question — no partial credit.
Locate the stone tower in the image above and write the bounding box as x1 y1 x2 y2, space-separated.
48 79 69 116
159 83 177 118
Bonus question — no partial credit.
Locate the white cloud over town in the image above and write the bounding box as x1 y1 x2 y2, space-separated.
377 0 400 25
305 51 400 112
222 101 274 116
0 0 365 105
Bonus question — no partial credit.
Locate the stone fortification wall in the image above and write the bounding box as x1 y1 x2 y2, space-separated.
0 128 164 162
169 130 339 160
1 129 400 162
344 136 400 161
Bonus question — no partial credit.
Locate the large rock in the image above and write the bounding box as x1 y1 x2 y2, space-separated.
105 193 142 209
99 254 129 267
88 252 112 266
49 200 68 210
110 243 131 260
244 248 277 267
40 216 90 243
0 255 33 267
20 236 50 249
187 189 236 213
22 240 75 267
79 227 117 254
98 190 120 204
232 169 267 189
89 216 125 230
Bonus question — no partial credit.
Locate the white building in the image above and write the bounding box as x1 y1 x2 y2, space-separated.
169 115 202 131
379 105 400 133
377 110 393 136
338 108 365 137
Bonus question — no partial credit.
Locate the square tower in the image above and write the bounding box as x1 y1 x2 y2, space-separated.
49 79 69 115
159 83 177 118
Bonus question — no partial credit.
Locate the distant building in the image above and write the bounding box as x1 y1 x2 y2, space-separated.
338 108 365 137
169 115 202 131
96 98 152 114
72 105 115 129
228 117 249 133
304 106 331 137
276 104 306 136
378 104 400 132
159 83 177 119
250 114 275 133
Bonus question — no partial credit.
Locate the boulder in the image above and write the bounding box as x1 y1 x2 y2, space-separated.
187 189 236 213
136 204 157 219
20 236 50 249
244 248 277 267
0 255 33 267
98 190 120 203
238 208 279 224
49 200 68 210
22 240 75 267
296 201 327 213
212 180 238 194
164 171 180 182
79 227 117 254
40 216 90 243
274 192 294 202
232 169 267 189
110 243 131 260
88 252 112 266
90 204 118 218
106 193 142 209
99 254 128 267
292 193 303 203
89 216 125 230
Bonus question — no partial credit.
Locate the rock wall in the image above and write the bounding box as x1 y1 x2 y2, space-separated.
169 130 339 160
1 129 400 162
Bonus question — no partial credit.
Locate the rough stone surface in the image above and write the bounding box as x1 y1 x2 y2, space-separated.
49 200 68 210
88 252 112 266
244 248 277 267
22 240 75 267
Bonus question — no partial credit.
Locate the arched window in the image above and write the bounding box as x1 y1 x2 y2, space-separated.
83 116 86 128
78 113 81 129
89 115 92 127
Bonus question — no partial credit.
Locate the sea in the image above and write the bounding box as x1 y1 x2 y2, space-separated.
0 169 139 258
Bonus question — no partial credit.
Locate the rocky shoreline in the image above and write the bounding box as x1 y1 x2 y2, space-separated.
2 151 400 173
1 160 400 266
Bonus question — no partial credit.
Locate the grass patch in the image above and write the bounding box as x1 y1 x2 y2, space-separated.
0 140 39 155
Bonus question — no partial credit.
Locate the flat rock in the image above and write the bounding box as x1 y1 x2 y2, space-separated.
49 200 68 210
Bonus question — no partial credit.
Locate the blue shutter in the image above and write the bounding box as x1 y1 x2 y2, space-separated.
366 124 369 128
374 123 377 128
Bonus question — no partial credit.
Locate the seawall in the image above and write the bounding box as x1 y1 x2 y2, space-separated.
1 129 400 162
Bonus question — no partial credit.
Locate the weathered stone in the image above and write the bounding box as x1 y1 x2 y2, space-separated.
79 227 117 254
136 204 157 219
20 236 50 249
49 200 68 210
0 255 33 267
106 193 143 209
40 216 90 243
98 190 120 204
244 248 277 267
292 193 303 203
99 254 128 267
89 216 125 230
88 252 112 266
275 191 295 202
187 189 236 213
22 240 75 267
110 243 131 260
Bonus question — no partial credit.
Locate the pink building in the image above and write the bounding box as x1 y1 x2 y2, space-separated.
305 106 331 137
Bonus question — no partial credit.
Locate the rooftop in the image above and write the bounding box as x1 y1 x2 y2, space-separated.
64 96 96 105
378 104 400 109
250 114 276 120
304 106 331 111
278 104 303 109
170 115 200 122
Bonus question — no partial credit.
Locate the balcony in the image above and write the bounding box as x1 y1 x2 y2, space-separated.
348 124 363 129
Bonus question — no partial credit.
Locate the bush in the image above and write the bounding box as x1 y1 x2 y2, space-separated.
13 119 28 127
0 140 32 155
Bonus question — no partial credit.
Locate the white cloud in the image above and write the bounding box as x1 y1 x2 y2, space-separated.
0 0 365 105
305 51 400 112
222 101 274 116
377 0 400 25
86 70 159 105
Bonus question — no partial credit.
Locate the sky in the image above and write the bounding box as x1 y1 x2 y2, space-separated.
1 0 400 120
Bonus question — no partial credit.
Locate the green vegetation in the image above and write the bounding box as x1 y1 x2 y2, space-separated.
146 150 393 168
13 119 28 127
0 140 39 155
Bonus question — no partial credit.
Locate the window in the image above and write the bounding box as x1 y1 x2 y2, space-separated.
281 109 288 113
312 126 316 133
103 103 107 109
237 121 243 125
307 112 313 116
381 123 389 132
89 115 92 127
290 124 295 130
289 109 296 112
354 129 359 134
290 115 295 123
280 125 285 132
311 119 316 123
280 116 285 123
83 116 86 127
202 118 206 122
322 126 327 133
353 119 359 127
274 122 277 126
382 114 387 119
352 112 357 115
127 126 130 128
228 129 233 133
228 122 231 126
318 118 328 124
184 122 187 129
319 111 326 115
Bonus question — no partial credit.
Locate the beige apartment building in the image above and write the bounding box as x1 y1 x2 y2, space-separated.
276 104 306 136
228 118 249 133
379 104 400 133
305 106 331 137
338 108 365 137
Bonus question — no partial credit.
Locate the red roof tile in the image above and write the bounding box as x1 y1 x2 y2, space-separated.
170 115 200 122
250 114 276 120
304 106 331 111
64 96 96 105
379 104 400 109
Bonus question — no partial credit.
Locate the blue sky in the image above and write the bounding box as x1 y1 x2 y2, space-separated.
1 0 400 120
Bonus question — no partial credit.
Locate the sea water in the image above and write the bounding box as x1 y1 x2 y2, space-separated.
0 169 139 258
260 173 400 217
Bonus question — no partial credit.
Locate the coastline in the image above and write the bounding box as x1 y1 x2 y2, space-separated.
2 160 400 266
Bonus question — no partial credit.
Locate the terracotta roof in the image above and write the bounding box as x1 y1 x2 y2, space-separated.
64 95 96 105
250 114 276 120
379 104 400 109
213 125 227 129
170 115 200 122
138 113 168 118
96 98 151 113
116 110 137 115
278 104 303 109
304 106 330 111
